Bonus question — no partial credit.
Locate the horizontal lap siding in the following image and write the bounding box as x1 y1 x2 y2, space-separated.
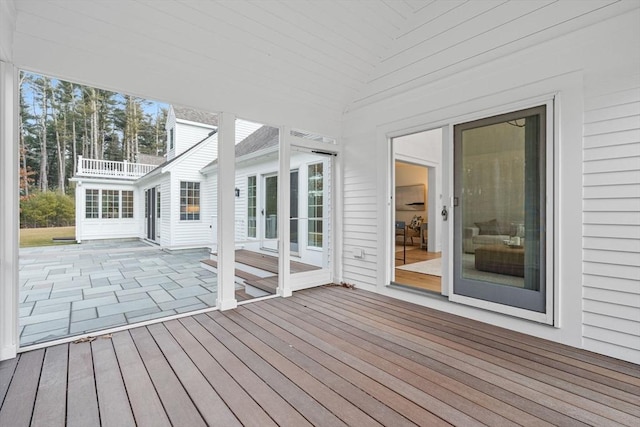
160 178 170 246
583 80 640 362
170 141 217 248
342 136 379 288
234 173 247 244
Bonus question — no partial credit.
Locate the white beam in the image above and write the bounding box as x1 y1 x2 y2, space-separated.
0 60 18 360
0 0 16 62
216 112 237 310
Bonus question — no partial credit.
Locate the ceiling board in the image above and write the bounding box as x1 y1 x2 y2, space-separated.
211 0 367 84
10 0 640 123
377 0 551 79
354 0 631 107
16 1 349 111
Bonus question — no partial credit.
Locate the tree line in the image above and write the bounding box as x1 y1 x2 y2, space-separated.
20 71 168 196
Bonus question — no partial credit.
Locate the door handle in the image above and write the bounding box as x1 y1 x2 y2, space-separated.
441 206 448 221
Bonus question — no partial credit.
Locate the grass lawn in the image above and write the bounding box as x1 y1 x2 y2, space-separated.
20 226 76 248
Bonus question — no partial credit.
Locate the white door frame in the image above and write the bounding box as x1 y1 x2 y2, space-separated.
261 172 279 251
0 61 18 360
389 130 448 295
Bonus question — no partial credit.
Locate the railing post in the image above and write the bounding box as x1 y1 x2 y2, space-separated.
123 160 128 177
77 155 83 175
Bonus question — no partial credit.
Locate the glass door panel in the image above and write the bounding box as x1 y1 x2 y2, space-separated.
288 148 333 290
290 170 299 254
453 105 547 312
263 174 278 244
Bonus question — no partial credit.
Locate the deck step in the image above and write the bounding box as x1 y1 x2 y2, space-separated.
200 259 272 283
235 289 254 301
200 259 277 295
244 276 278 294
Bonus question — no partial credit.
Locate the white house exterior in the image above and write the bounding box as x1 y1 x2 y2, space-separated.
201 126 333 269
71 107 333 266
71 106 220 249
1 1 638 365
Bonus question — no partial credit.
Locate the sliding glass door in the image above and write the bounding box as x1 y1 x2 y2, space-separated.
453 105 548 312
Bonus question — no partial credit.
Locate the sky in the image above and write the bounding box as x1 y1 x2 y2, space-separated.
20 70 169 118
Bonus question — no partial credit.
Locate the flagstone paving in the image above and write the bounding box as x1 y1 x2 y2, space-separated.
19 239 217 347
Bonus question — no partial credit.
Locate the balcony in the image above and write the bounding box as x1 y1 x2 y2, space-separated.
76 156 159 180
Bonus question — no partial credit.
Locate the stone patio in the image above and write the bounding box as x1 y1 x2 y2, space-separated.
19 240 217 347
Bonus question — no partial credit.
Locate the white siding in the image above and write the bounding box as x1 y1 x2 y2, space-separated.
342 132 380 288
174 120 215 158
582 76 640 362
159 177 171 247
168 138 217 248
165 107 177 161
234 172 248 245
202 172 216 248
341 9 640 363
75 181 138 241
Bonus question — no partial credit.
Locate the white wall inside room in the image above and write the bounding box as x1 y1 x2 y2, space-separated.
395 163 427 227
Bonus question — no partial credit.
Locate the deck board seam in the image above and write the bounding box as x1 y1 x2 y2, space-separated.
320 286 640 406
294 291 632 426
284 294 596 427
266 298 560 425
252 300 524 424
333 287 640 376
235 304 422 427
263 297 486 426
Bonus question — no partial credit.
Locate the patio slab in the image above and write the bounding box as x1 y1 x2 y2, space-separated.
19 240 217 347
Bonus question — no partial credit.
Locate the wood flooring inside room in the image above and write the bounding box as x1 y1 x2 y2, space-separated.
394 245 442 293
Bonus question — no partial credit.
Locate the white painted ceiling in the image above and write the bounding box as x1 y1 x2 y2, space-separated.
9 0 639 131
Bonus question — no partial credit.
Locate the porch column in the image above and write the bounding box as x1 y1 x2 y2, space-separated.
0 60 18 360
278 127 292 297
216 112 237 311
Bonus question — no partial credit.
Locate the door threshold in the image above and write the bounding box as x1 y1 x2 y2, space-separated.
388 281 445 299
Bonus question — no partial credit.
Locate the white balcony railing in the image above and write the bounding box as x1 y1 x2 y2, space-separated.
76 156 158 179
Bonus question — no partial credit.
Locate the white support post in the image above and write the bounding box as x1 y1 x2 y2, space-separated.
75 181 83 243
278 126 292 297
0 60 18 360
77 155 83 175
216 112 237 311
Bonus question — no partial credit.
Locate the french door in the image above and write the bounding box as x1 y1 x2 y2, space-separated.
261 172 299 252
145 187 160 242
261 174 278 250
145 188 155 241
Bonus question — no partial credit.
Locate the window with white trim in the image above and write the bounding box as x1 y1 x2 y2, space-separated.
102 190 119 219
247 176 256 238
180 181 200 220
122 190 134 218
86 189 99 219
87 189 134 219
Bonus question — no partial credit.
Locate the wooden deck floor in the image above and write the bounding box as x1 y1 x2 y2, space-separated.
1 286 639 426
